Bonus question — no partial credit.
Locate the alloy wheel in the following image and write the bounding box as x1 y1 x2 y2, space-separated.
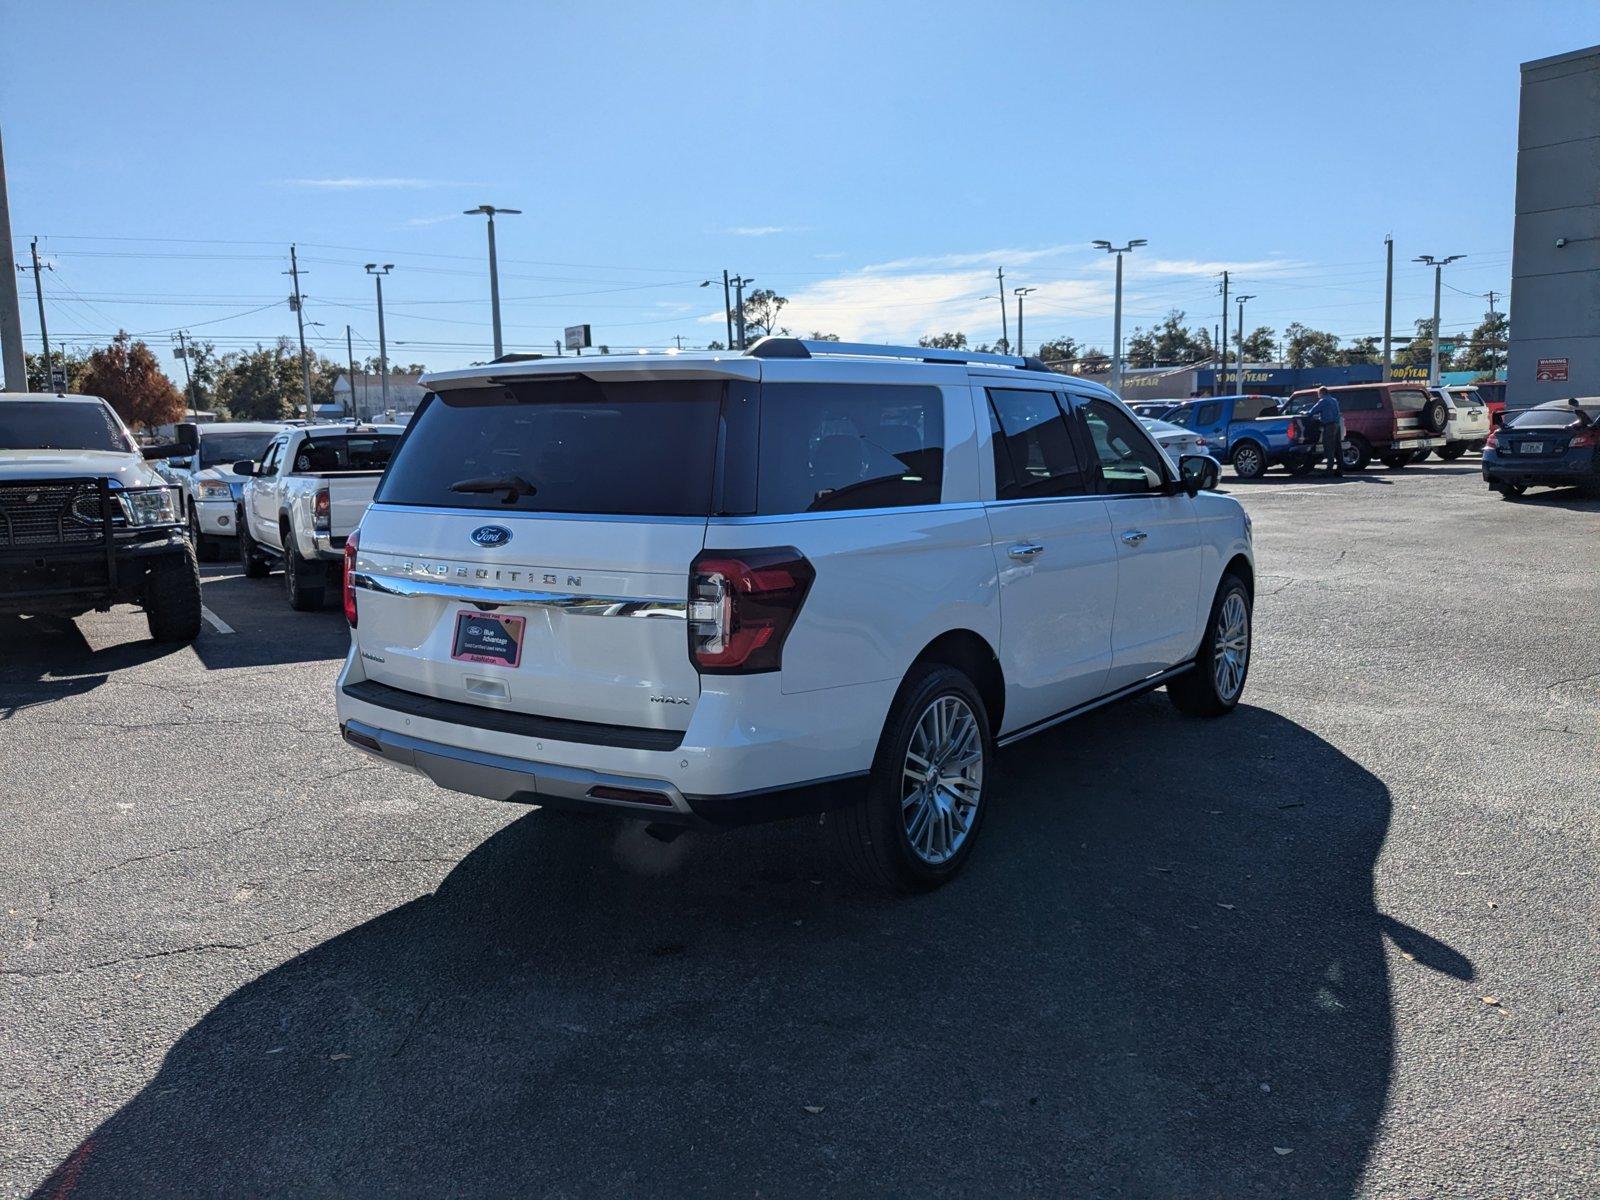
901 695 984 866
1213 592 1250 701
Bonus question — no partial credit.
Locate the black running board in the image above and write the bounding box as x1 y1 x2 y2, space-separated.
995 662 1196 749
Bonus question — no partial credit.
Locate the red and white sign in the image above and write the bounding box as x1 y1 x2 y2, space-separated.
1535 357 1570 382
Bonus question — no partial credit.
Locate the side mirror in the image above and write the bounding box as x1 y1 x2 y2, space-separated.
232 460 259 477
1179 454 1220 495
167 456 194 471
175 422 200 453
142 442 186 460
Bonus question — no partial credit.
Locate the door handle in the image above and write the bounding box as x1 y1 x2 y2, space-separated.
1007 542 1045 561
1120 530 1149 546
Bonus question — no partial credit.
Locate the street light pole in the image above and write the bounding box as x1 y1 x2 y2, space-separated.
996 267 1008 353
173 329 197 419
464 205 521 358
1235 295 1256 393
1093 238 1146 393
27 239 52 387
346 324 358 419
1013 287 1037 357
730 275 754 348
365 264 393 413
1414 254 1465 386
287 244 313 422
1382 236 1395 382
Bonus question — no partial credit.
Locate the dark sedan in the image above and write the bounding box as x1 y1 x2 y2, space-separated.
1482 398 1600 499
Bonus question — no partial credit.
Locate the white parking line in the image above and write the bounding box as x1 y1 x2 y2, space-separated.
201 606 235 635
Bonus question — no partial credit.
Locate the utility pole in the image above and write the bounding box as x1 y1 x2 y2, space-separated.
0 127 26 392
1382 236 1394 382
365 264 393 413
996 267 1008 352
672 334 687 349
1235 295 1256 393
730 275 754 349
723 270 733 348
173 330 197 419
346 324 358 419
1483 290 1501 373
1094 239 1146 393
1013 287 1036 357
1219 270 1230 395
24 238 53 388
286 245 314 421
1414 254 1464 386
464 205 520 358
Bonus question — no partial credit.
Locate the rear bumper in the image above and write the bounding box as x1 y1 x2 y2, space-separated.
340 717 867 828
1483 456 1599 488
1380 436 1446 451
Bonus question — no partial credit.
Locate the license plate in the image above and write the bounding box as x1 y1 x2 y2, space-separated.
1521 441 1544 455
451 611 525 667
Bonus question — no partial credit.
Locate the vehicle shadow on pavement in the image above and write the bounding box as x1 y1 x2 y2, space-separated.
37 698 1455 1198
189 570 351 671
0 616 182 716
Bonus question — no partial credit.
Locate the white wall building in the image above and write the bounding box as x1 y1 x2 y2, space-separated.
332 372 428 420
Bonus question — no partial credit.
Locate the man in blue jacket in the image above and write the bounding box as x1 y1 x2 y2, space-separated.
1310 387 1345 475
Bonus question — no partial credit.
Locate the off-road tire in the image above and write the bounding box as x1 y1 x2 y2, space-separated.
145 543 203 643
238 509 270 578
1230 441 1267 480
284 540 325 611
189 508 220 562
1420 395 1449 434
829 662 992 894
1168 573 1252 718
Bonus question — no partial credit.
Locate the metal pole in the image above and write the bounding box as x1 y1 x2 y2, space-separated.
722 269 733 349
29 239 51 386
732 276 749 349
1485 290 1500 374
1219 270 1229 395
375 274 389 411
486 211 503 358
175 330 196 419
996 267 1008 352
346 324 358 419
1237 299 1246 392
1429 263 1442 386
1382 236 1394 382
0 128 28 392
1111 254 1124 392
289 244 313 421
1016 293 1024 358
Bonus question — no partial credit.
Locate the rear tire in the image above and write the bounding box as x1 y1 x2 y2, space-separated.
1286 456 1319 477
829 662 991 894
1342 437 1371 472
1168 573 1252 718
1379 453 1411 469
145 544 203 643
1494 483 1527 500
188 509 220 562
1230 442 1267 480
1420 395 1449 434
238 510 270 578
284 540 326 611
1437 444 1468 461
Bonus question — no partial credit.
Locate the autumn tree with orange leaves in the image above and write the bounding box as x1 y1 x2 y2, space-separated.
78 332 186 432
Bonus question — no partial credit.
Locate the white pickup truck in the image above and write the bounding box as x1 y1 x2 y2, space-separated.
235 422 405 610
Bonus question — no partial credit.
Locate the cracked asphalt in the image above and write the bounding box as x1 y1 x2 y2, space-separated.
2 461 1596 1198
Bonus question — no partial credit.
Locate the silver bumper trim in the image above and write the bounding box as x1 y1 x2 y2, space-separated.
351 570 685 616
341 718 691 814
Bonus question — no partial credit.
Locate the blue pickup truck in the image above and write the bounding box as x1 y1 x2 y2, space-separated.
1161 394 1318 479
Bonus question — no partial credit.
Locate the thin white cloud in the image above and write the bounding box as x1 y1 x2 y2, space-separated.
1140 257 1306 278
724 225 805 237
279 177 485 190
403 213 466 227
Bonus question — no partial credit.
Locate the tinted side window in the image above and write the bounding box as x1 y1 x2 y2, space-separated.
1194 401 1222 426
987 388 1092 499
1080 398 1169 495
756 383 943 515
1390 389 1428 413
1337 389 1383 413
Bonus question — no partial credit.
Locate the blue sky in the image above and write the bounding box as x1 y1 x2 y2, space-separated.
5 1 1596 378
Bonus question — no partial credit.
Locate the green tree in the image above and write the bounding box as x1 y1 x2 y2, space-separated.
739 289 788 340
807 331 841 342
1337 336 1381 366
918 332 968 349
78 332 186 430
1399 317 1455 371
1127 309 1209 367
1078 346 1110 373
1459 309 1509 373
25 348 91 393
1240 326 1277 363
216 340 306 420
1034 336 1080 365
1283 323 1341 368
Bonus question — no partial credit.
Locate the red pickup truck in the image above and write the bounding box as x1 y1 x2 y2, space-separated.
1286 383 1448 471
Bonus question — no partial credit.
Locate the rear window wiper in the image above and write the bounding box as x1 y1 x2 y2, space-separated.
448 473 538 503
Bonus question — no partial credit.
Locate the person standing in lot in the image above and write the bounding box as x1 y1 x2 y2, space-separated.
1310 386 1345 475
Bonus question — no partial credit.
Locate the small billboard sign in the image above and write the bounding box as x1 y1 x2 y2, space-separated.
49 366 67 392
1535 357 1569 382
564 324 592 351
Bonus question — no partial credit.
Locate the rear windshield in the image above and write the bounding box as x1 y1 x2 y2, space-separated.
1391 389 1428 412
291 434 400 473
0 401 132 453
376 379 722 516
200 430 279 468
1507 406 1597 430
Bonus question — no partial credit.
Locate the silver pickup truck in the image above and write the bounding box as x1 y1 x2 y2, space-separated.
235 422 405 610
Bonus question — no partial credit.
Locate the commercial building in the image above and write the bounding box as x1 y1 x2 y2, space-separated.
1506 44 1600 408
332 372 427 421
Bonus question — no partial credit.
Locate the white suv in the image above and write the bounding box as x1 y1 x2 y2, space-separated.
335 339 1254 891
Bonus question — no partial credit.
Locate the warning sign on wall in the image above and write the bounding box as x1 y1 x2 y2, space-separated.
1535 357 1570 382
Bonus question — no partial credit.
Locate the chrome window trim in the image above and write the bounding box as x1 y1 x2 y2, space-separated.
364 503 708 526
351 569 685 617
708 501 984 526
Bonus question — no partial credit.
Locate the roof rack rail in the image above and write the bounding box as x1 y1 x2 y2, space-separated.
490 352 545 364
744 336 1052 373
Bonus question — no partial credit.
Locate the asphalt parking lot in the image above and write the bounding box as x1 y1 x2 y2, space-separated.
2 461 1595 1199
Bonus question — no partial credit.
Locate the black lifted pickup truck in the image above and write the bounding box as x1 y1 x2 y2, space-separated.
0 393 202 642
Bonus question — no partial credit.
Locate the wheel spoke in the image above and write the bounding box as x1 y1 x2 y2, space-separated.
900 693 985 866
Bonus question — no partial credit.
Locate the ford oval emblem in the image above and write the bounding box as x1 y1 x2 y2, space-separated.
470 525 513 548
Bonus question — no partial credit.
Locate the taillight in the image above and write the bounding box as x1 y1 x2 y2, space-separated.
1485 427 1500 450
342 529 359 626
313 487 331 533
688 548 814 673
1569 428 1599 448
1286 421 1301 444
